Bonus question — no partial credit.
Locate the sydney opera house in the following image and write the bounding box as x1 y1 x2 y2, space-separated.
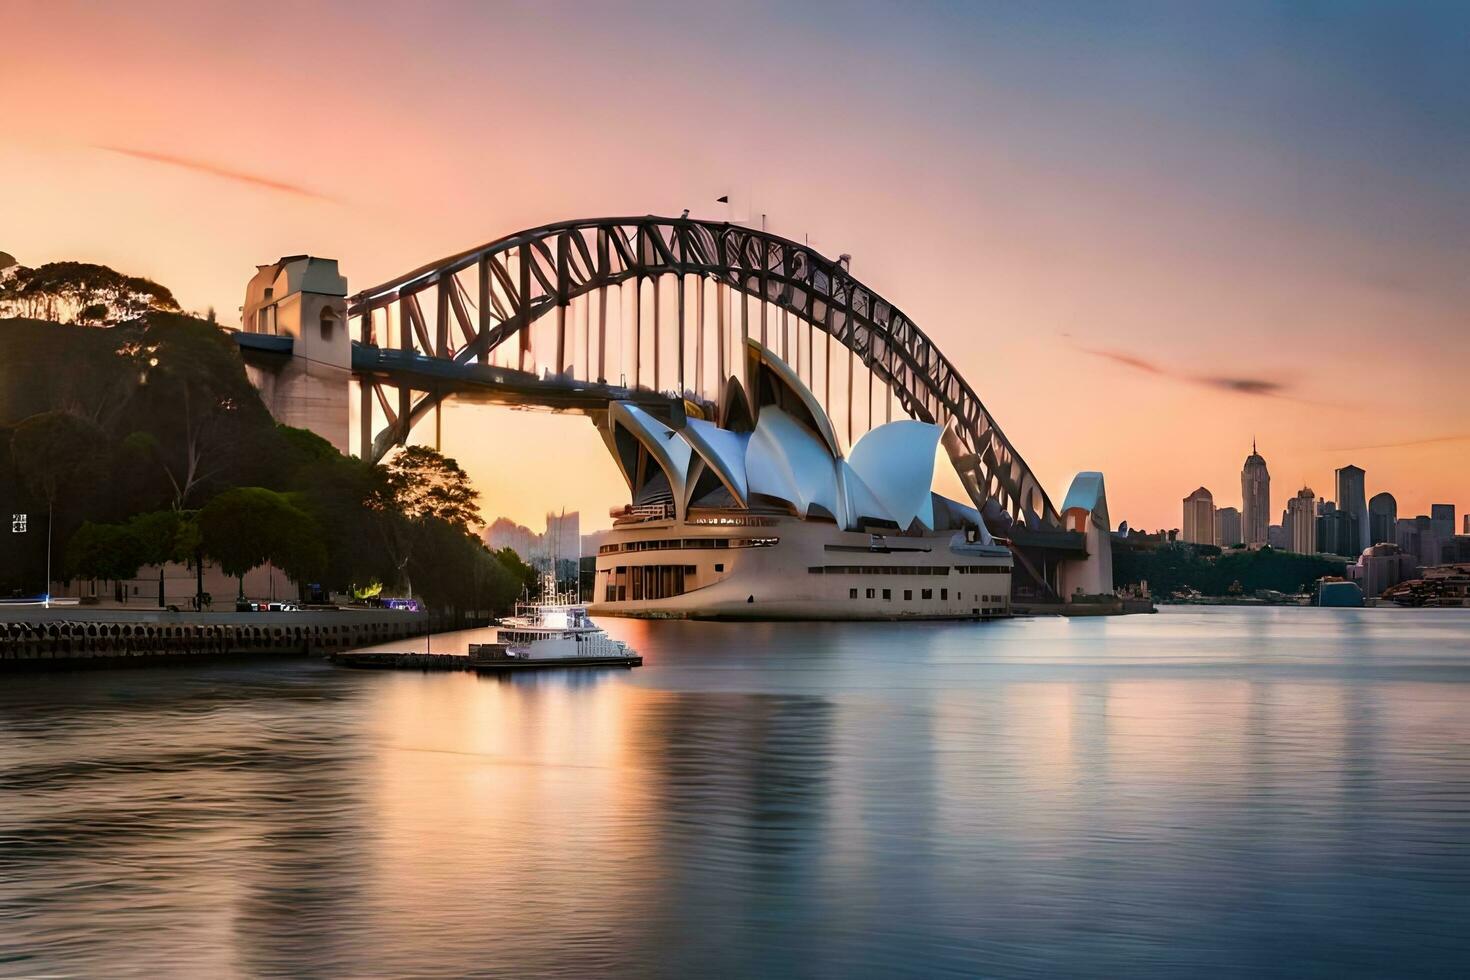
589 341 1015 619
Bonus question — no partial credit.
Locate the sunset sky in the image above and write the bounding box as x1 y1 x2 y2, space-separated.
5 1 1468 532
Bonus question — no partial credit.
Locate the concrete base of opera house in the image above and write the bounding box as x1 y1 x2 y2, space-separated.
588 515 1015 622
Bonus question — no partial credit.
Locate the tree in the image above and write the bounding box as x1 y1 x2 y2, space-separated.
9 411 107 509
286 440 398 598
127 509 192 607
0 318 142 432
10 411 108 593
126 313 281 508
0 261 178 325
493 546 538 598
407 523 532 619
366 445 482 598
65 521 146 583
380 445 481 530
198 487 324 598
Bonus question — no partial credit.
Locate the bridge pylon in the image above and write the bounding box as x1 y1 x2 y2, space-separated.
239 256 352 454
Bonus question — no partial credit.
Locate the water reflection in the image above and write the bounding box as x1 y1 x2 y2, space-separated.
2 608 1470 976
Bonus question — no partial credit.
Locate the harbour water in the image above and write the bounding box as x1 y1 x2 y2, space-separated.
3 607 1469 977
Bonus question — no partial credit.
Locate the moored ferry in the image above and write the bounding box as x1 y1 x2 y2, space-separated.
479 573 637 659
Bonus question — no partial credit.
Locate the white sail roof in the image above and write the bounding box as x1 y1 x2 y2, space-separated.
745 407 839 519
746 339 843 458
837 460 894 528
606 402 693 516
848 419 942 530
681 416 750 505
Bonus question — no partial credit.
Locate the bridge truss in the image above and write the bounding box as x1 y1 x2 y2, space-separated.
347 216 1060 529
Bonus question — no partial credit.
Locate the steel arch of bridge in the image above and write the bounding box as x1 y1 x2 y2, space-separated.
348 215 1060 528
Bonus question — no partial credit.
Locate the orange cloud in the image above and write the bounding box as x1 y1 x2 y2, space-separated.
94 145 334 201
1333 433 1470 452
1076 345 1286 397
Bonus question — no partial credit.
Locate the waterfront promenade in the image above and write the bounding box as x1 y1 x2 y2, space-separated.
0 605 443 669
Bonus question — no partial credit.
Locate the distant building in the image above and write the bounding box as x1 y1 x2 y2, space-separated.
1431 504 1456 542
1317 580 1365 607
1214 506 1242 548
1346 543 1417 597
1464 514 1470 535
1381 563 1470 607
1369 492 1397 546
1267 523 1289 549
581 529 615 558
1396 515 1438 569
545 510 582 564
1287 487 1317 554
1241 441 1271 547
1443 536 1470 565
1335 465 1368 553
1182 487 1215 545
1317 506 1360 557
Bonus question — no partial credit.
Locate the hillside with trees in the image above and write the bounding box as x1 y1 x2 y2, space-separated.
1113 541 1346 598
0 265 534 616
0 259 180 325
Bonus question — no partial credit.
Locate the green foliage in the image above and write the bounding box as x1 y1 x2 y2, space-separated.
127 509 192 566
1114 542 1346 597
66 521 147 581
493 546 538 596
9 410 107 506
0 260 179 325
126 312 283 506
408 520 523 615
198 487 325 585
2 303 528 615
289 448 399 593
380 445 481 530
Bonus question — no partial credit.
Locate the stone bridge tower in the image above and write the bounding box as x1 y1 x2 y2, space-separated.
240 256 351 453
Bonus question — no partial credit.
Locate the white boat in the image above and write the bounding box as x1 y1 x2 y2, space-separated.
476 573 637 661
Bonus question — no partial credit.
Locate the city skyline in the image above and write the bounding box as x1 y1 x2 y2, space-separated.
1174 440 1461 551
5 1 1469 531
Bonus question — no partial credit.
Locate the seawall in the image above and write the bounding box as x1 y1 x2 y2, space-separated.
0 607 463 670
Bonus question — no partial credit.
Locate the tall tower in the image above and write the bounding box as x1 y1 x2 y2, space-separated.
1241 440 1271 547
1214 506 1242 548
240 256 351 454
1287 486 1317 554
1335 465 1369 553
1431 503 1456 542
1369 492 1397 546
1182 487 1215 545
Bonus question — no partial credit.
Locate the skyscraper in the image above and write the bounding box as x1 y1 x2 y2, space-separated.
1318 506 1360 557
1335 464 1368 553
1182 487 1215 545
1287 487 1317 554
1397 515 1439 568
1431 503 1456 542
545 510 582 565
1241 441 1270 547
1369 492 1397 546
1214 507 1242 548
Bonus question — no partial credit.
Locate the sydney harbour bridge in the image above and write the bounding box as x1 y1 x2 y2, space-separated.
236 215 1111 603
